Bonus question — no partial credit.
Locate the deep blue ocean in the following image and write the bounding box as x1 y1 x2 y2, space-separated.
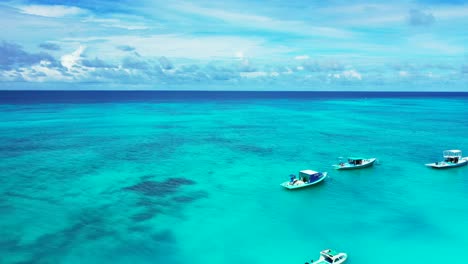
1 91 468 104
1 91 468 264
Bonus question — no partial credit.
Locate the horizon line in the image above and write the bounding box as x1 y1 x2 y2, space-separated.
1 90 468 93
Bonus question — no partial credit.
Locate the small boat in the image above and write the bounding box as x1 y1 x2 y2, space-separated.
333 157 376 170
280 170 327 189
310 249 348 264
425 150 468 169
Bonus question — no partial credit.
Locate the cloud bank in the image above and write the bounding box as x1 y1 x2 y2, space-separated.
1 40 466 91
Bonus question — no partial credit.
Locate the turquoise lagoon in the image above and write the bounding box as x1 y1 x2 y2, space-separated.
1 91 468 264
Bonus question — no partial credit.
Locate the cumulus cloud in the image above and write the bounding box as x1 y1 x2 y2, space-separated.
240 71 268 78
1 41 466 90
21 60 70 82
61 46 85 70
39 43 61 51
328 69 362 80
0 41 55 70
205 63 238 81
302 60 344 72
343 69 362 80
408 9 435 26
158 56 174 70
82 57 114 68
238 58 257 72
170 64 209 83
122 56 149 70
240 71 280 78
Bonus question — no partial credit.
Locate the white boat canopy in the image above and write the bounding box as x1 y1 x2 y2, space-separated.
443 150 462 157
300 170 319 175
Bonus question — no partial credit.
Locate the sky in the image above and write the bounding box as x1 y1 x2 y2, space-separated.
0 0 467 90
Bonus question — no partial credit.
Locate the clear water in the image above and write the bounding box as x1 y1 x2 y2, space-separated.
1 92 468 264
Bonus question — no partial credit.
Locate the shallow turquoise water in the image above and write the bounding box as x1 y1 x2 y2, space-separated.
1 93 468 263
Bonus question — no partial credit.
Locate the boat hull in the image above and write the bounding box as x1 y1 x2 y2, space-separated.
333 158 376 170
425 158 468 169
313 257 347 264
281 172 328 189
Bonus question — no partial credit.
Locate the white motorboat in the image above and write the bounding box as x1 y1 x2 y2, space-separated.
310 249 348 264
333 157 376 170
425 150 468 169
280 170 327 189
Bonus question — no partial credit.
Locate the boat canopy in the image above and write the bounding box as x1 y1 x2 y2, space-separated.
347 157 364 161
299 170 319 175
443 150 462 157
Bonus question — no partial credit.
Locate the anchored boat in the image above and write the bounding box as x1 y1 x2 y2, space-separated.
425 150 468 169
333 157 376 170
280 170 327 189
310 249 348 264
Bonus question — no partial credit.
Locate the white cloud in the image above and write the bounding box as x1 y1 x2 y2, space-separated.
18 5 86 18
343 69 362 80
63 35 289 59
240 71 280 78
2 60 71 82
0 69 22 81
61 46 86 70
330 73 341 79
25 62 71 82
240 71 268 78
329 69 362 80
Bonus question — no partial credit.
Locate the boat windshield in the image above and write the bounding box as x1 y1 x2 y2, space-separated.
348 159 363 165
323 255 334 263
320 250 337 263
445 157 459 163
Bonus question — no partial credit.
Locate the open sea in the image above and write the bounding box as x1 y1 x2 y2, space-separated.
1 91 468 264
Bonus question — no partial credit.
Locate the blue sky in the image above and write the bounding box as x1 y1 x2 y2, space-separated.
0 0 467 90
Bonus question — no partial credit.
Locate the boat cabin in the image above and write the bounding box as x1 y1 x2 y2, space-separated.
347 157 364 165
320 249 347 264
443 150 462 164
299 170 322 183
